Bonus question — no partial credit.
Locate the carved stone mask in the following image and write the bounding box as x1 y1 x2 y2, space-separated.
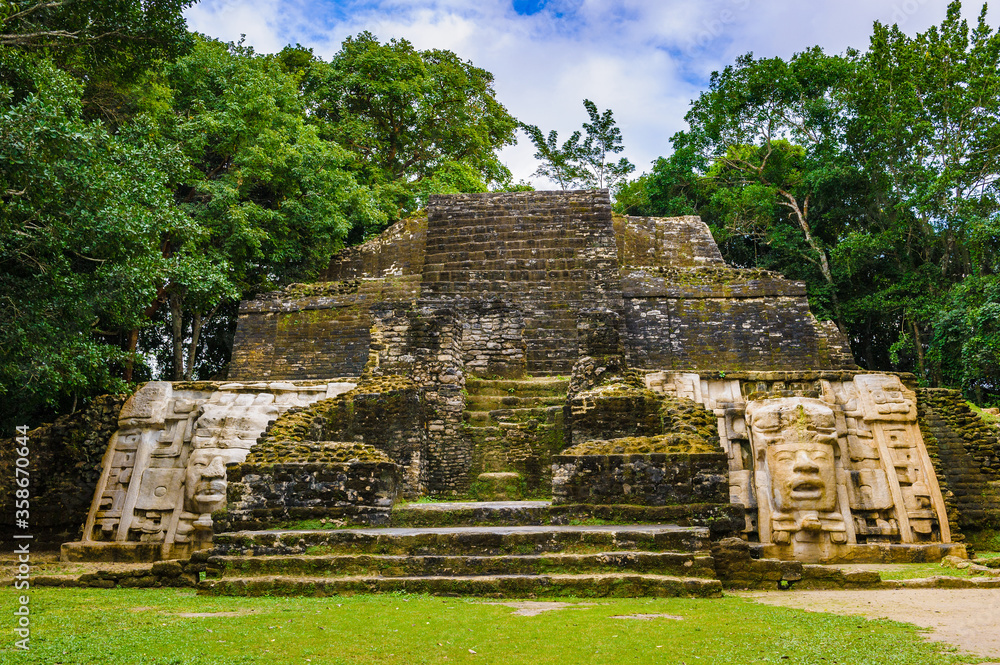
748 398 839 513
184 449 229 514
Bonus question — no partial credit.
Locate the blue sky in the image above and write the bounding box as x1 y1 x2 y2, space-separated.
185 0 997 188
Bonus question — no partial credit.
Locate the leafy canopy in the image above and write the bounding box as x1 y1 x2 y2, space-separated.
523 99 634 191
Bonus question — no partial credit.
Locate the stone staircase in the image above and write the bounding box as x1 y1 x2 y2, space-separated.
200 504 722 598
462 377 569 493
420 191 623 376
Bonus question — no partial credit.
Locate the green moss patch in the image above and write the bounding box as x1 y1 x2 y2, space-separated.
283 279 362 298
257 375 420 446
620 265 779 286
561 434 719 456
247 440 391 465
658 394 720 446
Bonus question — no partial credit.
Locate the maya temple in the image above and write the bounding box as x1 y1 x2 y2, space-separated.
56 190 1000 595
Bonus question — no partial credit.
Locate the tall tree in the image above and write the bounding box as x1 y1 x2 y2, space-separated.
148 37 386 380
523 99 634 192
284 34 519 221
0 0 193 55
0 54 186 427
850 2 1000 382
520 123 585 190
667 48 857 331
637 1 1000 395
577 99 635 190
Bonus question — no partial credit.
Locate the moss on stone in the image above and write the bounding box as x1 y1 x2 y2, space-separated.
658 393 720 445
620 265 779 286
247 440 391 464
260 375 419 446
560 433 719 455
283 280 362 298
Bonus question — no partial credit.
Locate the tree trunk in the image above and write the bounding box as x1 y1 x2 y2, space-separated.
184 311 202 381
184 302 221 381
778 190 847 334
123 328 140 382
169 291 186 381
910 317 926 382
123 285 167 382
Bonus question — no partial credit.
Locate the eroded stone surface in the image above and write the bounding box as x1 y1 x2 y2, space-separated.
67 380 355 560
649 372 953 563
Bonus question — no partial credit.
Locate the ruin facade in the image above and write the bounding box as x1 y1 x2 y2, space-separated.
65 190 990 565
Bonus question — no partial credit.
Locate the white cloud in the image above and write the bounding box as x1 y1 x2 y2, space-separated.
184 0 998 187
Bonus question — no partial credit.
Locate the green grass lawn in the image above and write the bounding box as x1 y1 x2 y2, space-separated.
0 588 983 665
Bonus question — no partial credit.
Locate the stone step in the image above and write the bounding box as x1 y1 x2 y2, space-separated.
391 500 551 527
199 573 722 598
392 501 743 531
422 258 588 272
205 551 718 580
212 524 712 557
463 407 562 427
466 395 566 411
527 362 577 375
465 378 570 396
425 233 586 249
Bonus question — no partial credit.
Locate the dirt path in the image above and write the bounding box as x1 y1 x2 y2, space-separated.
741 588 1000 663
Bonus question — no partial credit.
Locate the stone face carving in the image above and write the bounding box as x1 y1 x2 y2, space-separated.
648 371 953 562
74 380 356 559
747 398 848 557
184 448 236 514
748 398 838 513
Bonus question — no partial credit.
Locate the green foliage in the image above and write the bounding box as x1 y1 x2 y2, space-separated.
0 0 194 68
131 36 388 380
576 99 635 189
1 18 523 422
0 52 187 424
523 99 635 192
286 33 518 220
929 275 1000 399
610 173 651 215
164 37 383 287
520 123 585 190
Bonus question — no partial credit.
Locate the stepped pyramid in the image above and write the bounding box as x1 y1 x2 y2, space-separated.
63 190 989 585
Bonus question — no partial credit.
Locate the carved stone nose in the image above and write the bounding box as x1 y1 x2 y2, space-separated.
203 456 226 478
793 450 819 472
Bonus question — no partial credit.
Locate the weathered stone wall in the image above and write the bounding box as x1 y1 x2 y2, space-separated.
622 267 855 371
319 214 427 281
251 377 428 496
0 395 125 544
552 453 729 506
917 389 1000 532
568 386 664 445
404 308 470 494
230 193 857 382
460 300 526 378
218 461 400 530
614 214 725 268
229 277 420 380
